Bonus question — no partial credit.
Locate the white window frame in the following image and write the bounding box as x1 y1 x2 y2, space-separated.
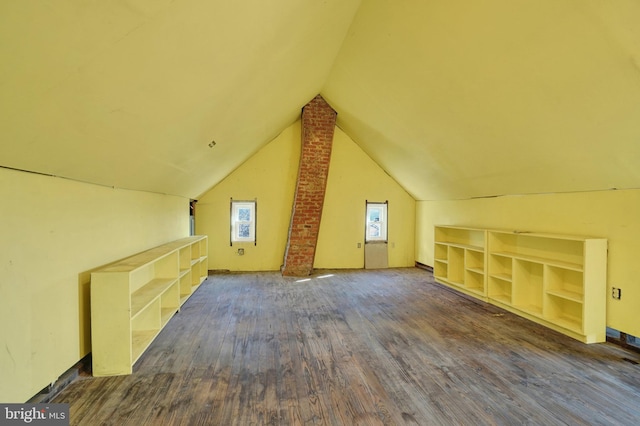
231 200 256 243
365 201 388 242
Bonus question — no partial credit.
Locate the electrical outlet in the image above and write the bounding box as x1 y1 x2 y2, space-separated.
612 287 621 299
237 248 244 256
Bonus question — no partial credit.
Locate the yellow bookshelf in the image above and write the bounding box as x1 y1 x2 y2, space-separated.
487 230 607 343
435 226 607 343
433 226 488 299
91 236 208 376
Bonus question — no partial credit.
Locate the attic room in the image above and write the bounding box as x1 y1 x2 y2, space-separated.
1 0 640 423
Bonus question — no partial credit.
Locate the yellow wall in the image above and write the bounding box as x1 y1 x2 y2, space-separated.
196 120 415 271
314 126 415 268
416 189 640 337
196 121 302 271
0 167 189 403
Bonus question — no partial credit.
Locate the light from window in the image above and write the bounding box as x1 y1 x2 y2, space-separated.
366 202 387 242
231 201 255 243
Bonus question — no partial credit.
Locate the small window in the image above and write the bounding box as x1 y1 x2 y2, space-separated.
231 200 256 243
365 201 387 242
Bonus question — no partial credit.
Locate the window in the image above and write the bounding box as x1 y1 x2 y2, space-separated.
231 200 256 243
365 201 387 242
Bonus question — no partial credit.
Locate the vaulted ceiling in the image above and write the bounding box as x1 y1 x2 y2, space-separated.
2 1 640 201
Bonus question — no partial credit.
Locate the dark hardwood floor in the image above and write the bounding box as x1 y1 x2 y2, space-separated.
54 268 640 425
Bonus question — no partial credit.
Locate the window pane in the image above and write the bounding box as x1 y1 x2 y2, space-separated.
365 202 387 242
238 208 251 221
231 201 256 243
368 222 381 237
238 223 251 238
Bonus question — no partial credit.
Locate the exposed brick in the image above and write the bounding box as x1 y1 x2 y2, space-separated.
282 95 336 277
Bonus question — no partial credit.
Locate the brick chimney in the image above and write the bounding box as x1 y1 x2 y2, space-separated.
282 95 337 276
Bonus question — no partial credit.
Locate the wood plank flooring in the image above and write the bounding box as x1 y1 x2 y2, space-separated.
54 268 640 425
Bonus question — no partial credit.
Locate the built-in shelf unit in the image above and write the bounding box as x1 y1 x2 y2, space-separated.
91 236 208 376
433 226 488 299
435 226 607 343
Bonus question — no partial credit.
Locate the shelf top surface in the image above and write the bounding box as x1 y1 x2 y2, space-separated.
93 235 207 273
435 225 485 232
488 229 605 242
437 225 606 242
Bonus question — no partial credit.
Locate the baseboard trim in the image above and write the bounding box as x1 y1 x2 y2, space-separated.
27 354 91 404
415 261 433 272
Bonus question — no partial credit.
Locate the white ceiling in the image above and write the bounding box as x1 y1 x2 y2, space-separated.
2 0 640 201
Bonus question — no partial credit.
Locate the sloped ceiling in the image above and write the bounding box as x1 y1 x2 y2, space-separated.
324 0 640 200
2 0 640 201
0 0 361 198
